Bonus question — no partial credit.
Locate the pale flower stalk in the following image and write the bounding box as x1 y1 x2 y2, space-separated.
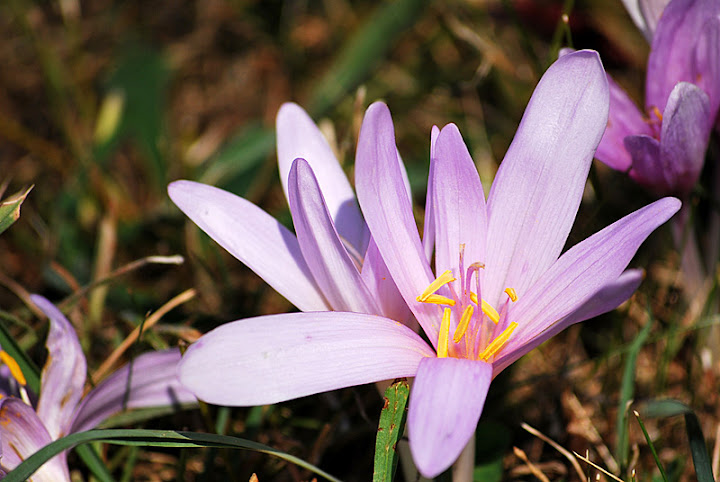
177 50 680 477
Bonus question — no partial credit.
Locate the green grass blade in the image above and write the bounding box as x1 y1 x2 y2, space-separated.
633 410 669 482
373 379 410 482
0 186 32 236
644 400 715 482
5 428 342 482
75 444 116 482
616 318 653 468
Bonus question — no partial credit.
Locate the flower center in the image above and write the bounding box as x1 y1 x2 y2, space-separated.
416 265 517 362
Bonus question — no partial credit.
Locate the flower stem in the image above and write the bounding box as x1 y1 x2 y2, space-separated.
452 434 475 482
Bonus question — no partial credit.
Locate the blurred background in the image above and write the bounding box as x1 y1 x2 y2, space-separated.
0 0 712 480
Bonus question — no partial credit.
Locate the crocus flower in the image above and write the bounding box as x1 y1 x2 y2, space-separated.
178 50 681 477
595 0 720 196
0 295 196 481
168 103 411 324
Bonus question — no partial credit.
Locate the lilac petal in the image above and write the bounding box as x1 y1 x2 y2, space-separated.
595 75 653 172
288 158 380 314
361 238 413 325
276 103 369 253
0 398 71 481
659 82 712 194
70 349 196 433
625 135 670 192
506 197 680 348
30 295 87 441
422 125 440 263
484 50 609 306
432 123 487 275
646 0 720 112
493 269 643 374
355 102 439 342
693 16 720 116
178 311 435 406
408 357 492 478
622 0 651 38
168 180 329 311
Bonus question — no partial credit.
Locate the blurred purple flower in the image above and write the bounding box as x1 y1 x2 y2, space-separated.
0 295 196 481
177 51 680 477
596 0 720 195
168 103 412 324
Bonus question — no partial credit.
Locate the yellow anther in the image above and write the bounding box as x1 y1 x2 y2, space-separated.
437 308 452 358
417 294 456 306
0 351 27 386
453 305 474 343
417 270 456 303
504 288 518 302
479 322 518 361
469 292 500 324
652 106 663 121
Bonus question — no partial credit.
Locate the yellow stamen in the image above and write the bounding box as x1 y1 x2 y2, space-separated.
478 322 518 361
453 305 474 343
469 292 500 324
0 351 26 386
652 106 663 121
437 308 452 358
504 288 518 302
419 294 456 306
417 270 456 303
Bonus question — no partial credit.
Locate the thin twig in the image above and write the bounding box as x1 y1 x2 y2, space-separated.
522 422 585 480
91 288 196 384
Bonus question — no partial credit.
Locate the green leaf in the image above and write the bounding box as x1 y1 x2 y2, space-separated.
643 400 715 482
5 429 341 482
615 317 652 468
0 185 32 236
373 379 410 482
633 410 669 482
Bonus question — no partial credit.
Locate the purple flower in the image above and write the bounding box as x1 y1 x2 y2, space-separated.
0 295 197 481
177 50 680 477
168 103 411 324
596 0 720 195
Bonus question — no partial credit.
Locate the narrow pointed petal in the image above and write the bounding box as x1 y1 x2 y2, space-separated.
31 295 86 441
659 82 713 194
288 159 380 314
646 0 720 112
71 349 197 433
276 103 369 253
168 180 329 311
506 197 680 347
625 135 669 192
408 357 492 478
595 75 653 172
361 238 414 326
422 125 440 263
432 124 487 276
0 398 71 481
494 269 643 373
355 102 439 342
484 50 609 306
178 311 434 406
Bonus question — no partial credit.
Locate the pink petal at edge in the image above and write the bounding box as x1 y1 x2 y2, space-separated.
31 294 87 441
